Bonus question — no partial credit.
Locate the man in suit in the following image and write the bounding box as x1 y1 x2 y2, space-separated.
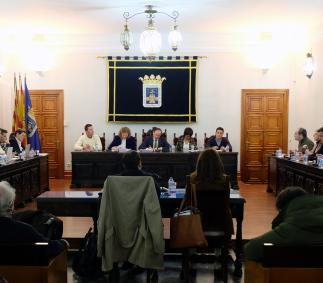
208 127 232 151
118 151 161 198
0 128 10 154
9 129 25 154
0 181 68 258
294 127 314 152
139 127 170 152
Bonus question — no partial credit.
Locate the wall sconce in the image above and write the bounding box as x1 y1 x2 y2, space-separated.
304 52 315 79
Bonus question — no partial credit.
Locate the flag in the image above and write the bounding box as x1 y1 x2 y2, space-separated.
24 77 41 151
12 74 25 132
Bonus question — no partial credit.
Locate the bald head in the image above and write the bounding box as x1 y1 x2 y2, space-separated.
0 181 15 217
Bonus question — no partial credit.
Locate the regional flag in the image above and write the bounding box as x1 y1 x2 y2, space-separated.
12 74 25 132
24 77 41 151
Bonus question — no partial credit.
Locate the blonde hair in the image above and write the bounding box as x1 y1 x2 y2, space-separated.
119 127 131 137
0 181 16 217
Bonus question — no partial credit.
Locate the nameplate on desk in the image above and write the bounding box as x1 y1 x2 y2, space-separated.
64 191 100 198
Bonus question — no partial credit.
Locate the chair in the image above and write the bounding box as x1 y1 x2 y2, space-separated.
113 132 138 143
204 132 229 148
173 133 198 146
142 128 167 143
97 176 164 282
181 175 231 283
245 244 323 283
0 243 67 283
99 133 105 151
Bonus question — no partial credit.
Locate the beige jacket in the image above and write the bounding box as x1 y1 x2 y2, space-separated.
97 176 164 271
73 134 102 151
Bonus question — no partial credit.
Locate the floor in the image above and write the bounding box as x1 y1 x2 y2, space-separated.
24 179 277 283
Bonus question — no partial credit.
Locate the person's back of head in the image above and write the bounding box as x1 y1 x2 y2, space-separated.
195 149 225 183
276 186 307 211
122 151 141 170
0 181 16 217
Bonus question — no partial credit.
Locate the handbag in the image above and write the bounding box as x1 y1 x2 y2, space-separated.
169 180 208 249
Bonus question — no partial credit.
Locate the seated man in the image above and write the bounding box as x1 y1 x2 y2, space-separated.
294 127 314 152
139 127 170 152
118 151 161 198
244 187 323 262
9 129 25 154
0 128 10 154
0 181 68 258
74 123 102 151
207 127 232 151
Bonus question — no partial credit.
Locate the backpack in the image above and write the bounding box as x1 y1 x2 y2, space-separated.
72 228 103 278
13 210 63 240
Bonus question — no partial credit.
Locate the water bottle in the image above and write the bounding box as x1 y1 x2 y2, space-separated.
225 145 230 152
168 177 176 196
303 154 308 164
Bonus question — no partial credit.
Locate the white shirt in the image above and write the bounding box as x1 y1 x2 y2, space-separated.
74 134 102 151
183 142 190 151
120 139 127 149
16 138 23 152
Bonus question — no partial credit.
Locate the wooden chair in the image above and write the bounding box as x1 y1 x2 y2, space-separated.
173 133 198 146
245 244 323 283
0 243 67 283
99 132 105 151
142 128 167 143
181 175 231 283
204 132 229 148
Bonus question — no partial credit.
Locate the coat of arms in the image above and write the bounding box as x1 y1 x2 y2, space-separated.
139 74 166 108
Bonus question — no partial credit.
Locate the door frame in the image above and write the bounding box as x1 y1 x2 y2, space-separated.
29 90 64 179
240 89 289 182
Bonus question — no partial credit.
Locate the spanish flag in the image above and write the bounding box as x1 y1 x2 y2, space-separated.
12 73 26 145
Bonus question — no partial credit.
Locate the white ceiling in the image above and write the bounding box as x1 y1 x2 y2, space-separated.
0 0 322 51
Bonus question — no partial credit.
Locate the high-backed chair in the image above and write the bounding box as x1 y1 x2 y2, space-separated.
204 132 229 148
0 243 67 283
245 244 323 283
142 128 167 144
99 133 105 151
173 133 198 146
181 175 231 283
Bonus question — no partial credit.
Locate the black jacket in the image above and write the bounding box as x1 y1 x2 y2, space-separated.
119 169 161 198
108 136 137 151
207 136 232 151
0 216 65 258
139 136 170 151
9 138 23 154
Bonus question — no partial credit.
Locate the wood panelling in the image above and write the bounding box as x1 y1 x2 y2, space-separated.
241 89 289 183
30 90 64 179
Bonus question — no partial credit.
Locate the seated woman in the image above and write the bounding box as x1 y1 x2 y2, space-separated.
108 127 136 151
185 149 234 235
176 127 197 152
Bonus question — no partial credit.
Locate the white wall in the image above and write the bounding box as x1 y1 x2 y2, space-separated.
0 37 322 171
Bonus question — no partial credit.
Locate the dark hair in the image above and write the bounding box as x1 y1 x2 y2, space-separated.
84 124 93 131
298 128 307 138
216 127 224 132
122 151 141 170
195 149 225 183
317 127 323 133
153 127 161 133
183 127 193 137
0 128 8 135
14 129 24 135
276 186 307 210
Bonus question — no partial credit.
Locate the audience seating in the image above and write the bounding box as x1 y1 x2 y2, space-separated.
181 175 231 283
142 128 167 143
204 132 229 148
245 244 323 283
0 243 67 283
173 133 198 146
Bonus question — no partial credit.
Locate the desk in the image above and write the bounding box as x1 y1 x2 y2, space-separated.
71 151 239 189
36 189 245 274
0 155 49 206
268 156 323 195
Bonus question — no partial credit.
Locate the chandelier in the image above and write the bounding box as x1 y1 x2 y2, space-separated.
120 5 183 59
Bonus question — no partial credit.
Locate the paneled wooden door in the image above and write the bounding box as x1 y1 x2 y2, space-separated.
241 89 289 183
29 90 64 179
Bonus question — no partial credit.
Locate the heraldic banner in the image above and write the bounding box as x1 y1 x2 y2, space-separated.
106 56 198 123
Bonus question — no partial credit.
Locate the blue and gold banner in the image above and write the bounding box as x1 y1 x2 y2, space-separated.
106 56 198 123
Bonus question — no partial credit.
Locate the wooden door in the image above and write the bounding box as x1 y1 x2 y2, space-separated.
29 90 64 179
241 89 288 183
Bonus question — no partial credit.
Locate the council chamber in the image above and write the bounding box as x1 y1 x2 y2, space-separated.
0 1 323 283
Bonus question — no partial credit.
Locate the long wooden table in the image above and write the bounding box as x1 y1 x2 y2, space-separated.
0 155 49 206
71 151 239 189
268 156 323 195
36 189 245 275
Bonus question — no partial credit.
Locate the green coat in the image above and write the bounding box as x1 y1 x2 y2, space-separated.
298 137 314 151
244 195 323 261
97 176 164 271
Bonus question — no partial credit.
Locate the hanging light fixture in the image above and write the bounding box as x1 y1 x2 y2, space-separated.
304 52 315 79
121 5 182 59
